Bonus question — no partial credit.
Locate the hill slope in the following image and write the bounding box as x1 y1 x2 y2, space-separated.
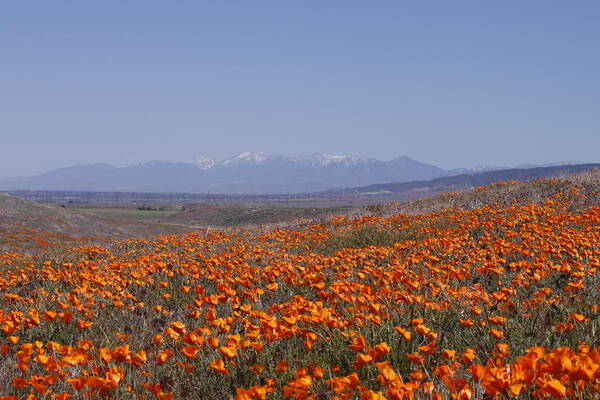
328 163 600 198
163 204 350 228
359 167 600 217
0 195 195 250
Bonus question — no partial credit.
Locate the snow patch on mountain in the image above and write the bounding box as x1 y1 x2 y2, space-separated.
191 156 216 169
310 154 347 165
219 152 272 166
196 152 377 168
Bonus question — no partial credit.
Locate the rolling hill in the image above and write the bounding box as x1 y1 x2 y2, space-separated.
0 194 195 251
356 166 600 217
326 163 600 198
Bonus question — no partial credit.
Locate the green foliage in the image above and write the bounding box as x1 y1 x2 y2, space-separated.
314 225 418 255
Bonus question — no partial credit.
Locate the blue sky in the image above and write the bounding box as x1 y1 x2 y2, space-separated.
1 1 599 176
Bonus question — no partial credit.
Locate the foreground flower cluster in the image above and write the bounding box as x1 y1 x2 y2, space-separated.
0 186 598 399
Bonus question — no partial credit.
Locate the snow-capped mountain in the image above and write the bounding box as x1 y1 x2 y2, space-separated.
1 152 576 194
0 152 447 194
193 152 380 169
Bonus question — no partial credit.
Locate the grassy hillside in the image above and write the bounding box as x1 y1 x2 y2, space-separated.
70 207 179 222
0 175 597 399
360 167 600 217
0 195 195 251
163 204 350 227
69 204 349 228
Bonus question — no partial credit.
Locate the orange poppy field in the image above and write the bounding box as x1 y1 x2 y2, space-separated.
0 182 598 399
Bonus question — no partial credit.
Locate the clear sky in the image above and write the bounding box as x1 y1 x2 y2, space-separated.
1 1 599 176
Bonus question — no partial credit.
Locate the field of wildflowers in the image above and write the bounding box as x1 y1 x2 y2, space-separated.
0 182 598 399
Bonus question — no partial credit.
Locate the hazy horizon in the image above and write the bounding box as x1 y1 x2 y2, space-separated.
1 151 593 180
2 2 599 176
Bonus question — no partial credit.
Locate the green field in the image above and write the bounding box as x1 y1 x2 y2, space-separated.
72 207 179 221
70 204 351 227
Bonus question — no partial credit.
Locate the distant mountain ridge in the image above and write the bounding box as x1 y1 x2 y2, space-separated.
0 152 587 194
325 163 600 197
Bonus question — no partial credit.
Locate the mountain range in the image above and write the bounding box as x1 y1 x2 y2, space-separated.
0 152 583 194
